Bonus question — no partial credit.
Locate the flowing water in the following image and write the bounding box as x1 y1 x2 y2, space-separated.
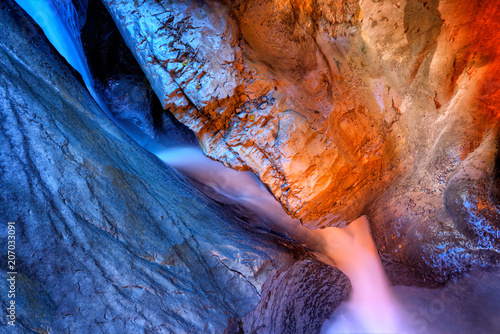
15 0 169 155
14 1 409 332
314 217 406 333
159 148 409 333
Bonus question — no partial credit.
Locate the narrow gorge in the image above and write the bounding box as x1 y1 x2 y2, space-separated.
1 0 499 333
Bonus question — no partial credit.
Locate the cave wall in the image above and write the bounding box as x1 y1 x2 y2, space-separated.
81 0 199 149
3 0 498 332
100 0 500 281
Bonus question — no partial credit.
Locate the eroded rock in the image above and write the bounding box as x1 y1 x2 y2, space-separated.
101 0 500 281
81 0 198 149
0 1 292 332
239 258 351 334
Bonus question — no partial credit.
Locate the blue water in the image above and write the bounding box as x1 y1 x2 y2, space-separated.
12 0 303 235
14 0 168 155
15 0 95 101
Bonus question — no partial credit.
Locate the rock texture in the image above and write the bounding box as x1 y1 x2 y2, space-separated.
0 1 296 332
102 0 500 281
81 0 199 149
239 258 351 334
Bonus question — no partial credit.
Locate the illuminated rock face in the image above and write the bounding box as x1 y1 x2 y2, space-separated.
80 0 199 149
101 0 500 280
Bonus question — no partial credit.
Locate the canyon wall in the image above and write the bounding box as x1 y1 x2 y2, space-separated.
0 1 289 331
101 0 500 281
2 0 499 332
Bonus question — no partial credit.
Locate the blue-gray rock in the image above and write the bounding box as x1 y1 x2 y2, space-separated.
81 0 199 149
444 132 500 249
0 1 291 332
239 258 351 334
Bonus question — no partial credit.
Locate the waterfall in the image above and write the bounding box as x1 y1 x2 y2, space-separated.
14 1 406 333
314 217 407 333
157 146 306 235
160 148 409 333
15 0 95 102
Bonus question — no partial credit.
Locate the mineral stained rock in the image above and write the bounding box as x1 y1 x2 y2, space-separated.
102 0 500 281
0 2 294 332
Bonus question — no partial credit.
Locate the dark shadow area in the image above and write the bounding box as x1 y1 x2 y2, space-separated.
81 0 198 148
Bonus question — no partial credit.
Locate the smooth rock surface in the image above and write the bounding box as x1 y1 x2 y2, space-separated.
0 1 292 332
101 0 500 281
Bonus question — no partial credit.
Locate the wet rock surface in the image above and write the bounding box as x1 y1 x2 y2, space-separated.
238 258 351 334
0 1 295 332
2 0 500 332
101 0 500 282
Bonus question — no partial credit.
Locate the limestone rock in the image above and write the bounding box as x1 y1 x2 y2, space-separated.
81 0 199 149
239 258 351 334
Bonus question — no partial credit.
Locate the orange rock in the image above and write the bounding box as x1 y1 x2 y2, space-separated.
103 0 500 279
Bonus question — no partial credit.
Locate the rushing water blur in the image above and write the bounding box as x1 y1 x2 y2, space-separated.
15 0 95 102
14 1 405 333
157 147 306 234
14 0 170 155
314 217 409 333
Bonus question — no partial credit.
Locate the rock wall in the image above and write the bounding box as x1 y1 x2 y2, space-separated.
81 0 199 149
240 258 351 334
101 0 500 281
2 0 499 331
0 1 294 332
